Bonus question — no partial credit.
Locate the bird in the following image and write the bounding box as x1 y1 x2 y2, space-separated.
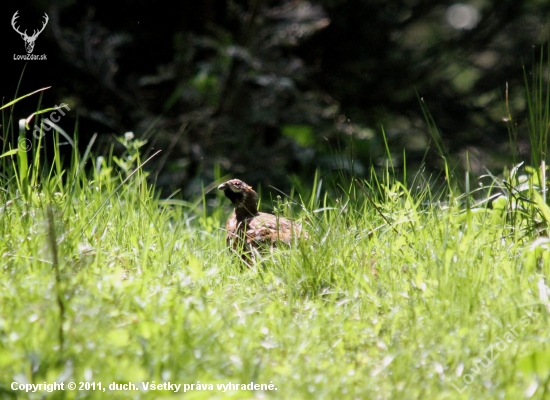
218 179 308 263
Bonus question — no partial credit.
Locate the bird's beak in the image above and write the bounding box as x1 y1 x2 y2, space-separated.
218 182 228 191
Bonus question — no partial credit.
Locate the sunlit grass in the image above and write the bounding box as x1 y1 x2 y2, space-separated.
1 88 550 399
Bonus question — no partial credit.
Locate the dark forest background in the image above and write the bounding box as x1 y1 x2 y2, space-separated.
2 0 550 195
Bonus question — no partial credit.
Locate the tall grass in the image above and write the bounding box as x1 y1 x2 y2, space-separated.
1 67 550 399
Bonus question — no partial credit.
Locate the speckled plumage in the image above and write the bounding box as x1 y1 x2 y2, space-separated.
218 179 307 263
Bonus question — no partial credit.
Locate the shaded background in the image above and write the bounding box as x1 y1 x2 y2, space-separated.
2 0 550 195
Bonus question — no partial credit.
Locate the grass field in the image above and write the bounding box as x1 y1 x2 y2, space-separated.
2 92 550 399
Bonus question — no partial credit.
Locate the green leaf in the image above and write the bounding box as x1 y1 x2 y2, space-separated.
533 191 550 224
518 349 550 378
0 149 19 158
0 86 51 111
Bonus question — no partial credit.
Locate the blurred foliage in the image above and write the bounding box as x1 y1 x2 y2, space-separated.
7 0 550 194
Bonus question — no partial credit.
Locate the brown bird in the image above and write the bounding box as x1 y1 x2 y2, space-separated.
218 179 307 263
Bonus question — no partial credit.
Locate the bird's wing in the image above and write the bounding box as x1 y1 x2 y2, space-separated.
245 212 304 245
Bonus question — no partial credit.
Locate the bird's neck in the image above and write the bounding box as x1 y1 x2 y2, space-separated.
234 198 258 220
226 191 258 219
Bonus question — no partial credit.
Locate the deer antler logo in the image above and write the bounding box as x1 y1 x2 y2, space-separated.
11 11 49 54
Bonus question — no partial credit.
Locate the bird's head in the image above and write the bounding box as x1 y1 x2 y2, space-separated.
218 179 258 216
